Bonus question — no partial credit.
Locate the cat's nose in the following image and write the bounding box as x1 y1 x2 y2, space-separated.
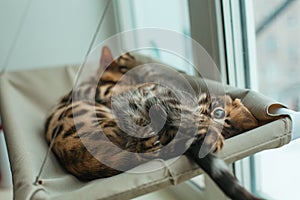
224 118 231 125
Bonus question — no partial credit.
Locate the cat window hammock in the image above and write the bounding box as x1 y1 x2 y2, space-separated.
1 0 300 199
0 59 299 200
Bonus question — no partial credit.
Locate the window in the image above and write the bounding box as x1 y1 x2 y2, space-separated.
223 1 300 199
117 1 300 199
251 1 300 199
213 1 300 199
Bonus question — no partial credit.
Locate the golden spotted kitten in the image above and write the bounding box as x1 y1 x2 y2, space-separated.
45 47 262 200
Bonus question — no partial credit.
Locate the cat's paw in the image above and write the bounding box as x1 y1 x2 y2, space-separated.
194 114 225 154
211 133 224 153
139 134 162 153
149 136 163 152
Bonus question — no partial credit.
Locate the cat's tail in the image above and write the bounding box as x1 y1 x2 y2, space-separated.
186 145 264 200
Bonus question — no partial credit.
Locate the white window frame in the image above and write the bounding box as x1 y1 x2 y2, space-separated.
222 1 269 198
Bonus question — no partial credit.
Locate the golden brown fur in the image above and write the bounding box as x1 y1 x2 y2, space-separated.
45 47 261 199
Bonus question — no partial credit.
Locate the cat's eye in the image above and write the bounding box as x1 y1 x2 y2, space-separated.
213 108 225 119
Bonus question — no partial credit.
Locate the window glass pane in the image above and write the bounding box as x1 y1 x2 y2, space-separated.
116 0 193 73
252 0 300 199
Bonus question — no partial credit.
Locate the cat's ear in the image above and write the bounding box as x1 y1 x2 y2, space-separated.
100 46 114 67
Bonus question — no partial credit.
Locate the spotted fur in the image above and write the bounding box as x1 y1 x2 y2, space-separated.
45 47 261 199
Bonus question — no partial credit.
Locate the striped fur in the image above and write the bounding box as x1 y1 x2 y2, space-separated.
45 47 261 199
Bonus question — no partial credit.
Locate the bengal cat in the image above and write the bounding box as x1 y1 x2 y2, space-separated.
45 47 262 200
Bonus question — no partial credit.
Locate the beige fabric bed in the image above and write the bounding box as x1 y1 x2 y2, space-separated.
0 62 293 200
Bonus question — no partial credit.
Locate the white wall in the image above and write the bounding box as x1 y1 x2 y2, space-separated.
0 0 116 70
